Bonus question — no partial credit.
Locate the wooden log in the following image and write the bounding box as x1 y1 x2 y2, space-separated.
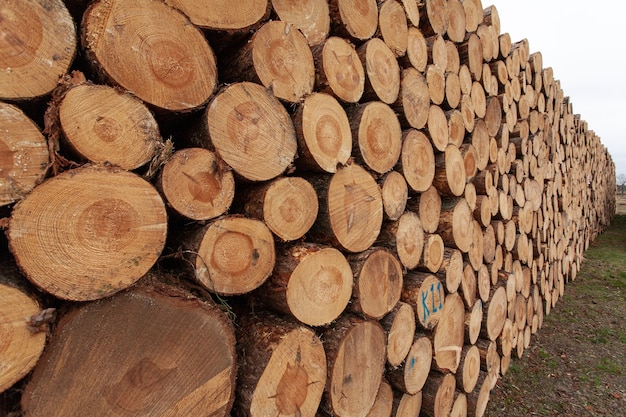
419 0 449 37
481 285 507 341
432 144 467 197
328 0 378 42
398 129 435 193
404 27 428 72
199 82 297 182
437 197 473 253
378 0 408 57
395 68 430 129
158 148 235 221
421 373 456 417
465 299 483 345
466 372 492 417
450 392 468 417
425 35 448 72
240 176 318 241
380 171 409 221
433 292 465 373
321 315 386 417
310 163 383 253
387 336 432 395
458 33 482 82
235 310 326 417
348 101 402 174
437 246 463 293
460 263 477 308
222 20 314 103
166 0 269 30
378 210 424 270
259 242 352 326
456 344 481 394
357 38 401 104
21 280 237 417
312 36 365 103
402 272 445 330
0 0 76 101
366 378 394 417
0 102 49 207
418 233 445 273
292 92 352 173
270 0 329 46
348 248 403 320
392 391 422 417
427 104 450 152
446 0 466 43
82 0 217 112
382 302 416 368
461 0 482 33
445 73 462 110
426 65 446 106
8 165 167 301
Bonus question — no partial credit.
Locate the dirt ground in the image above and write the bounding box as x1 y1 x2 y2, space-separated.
485 196 626 416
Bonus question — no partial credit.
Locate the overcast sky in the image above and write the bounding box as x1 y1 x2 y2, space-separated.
489 0 626 180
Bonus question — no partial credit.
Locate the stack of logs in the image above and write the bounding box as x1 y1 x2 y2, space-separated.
0 0 617 416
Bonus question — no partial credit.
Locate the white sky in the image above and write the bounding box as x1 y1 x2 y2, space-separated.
488 0 626 180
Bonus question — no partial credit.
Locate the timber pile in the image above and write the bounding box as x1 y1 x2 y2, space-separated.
0 0 617 416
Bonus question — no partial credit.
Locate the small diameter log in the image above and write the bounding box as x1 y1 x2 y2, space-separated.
417 233 445 273
427 104 449 152
235 310 326 417
432 144 467 197
398 129 435 193
158 148 235 221
481 285 507 341
292 92 352 173
82 0 217 112
271 0 330 46
204 82 297 182
0 281 47 393
0 103 49 207
465 299 483 345
348 101 402 174
437 247 463 293
402 272 444 330
0 0 76 100
421 373 456 417
322 315 386 417
312 36 365 103
450 392 468 417
366 378 393 417
381 302 416 368
260 243 353 327
420 0 449 37
348 248 403 320
395 68 430 129
165 0 269 30
22 281 237 417
358 38 401 104
404 185 441 234
8 165 167 301
466 372 492 417
378 0 408 57
460 263 477 308
404 27 428 72
241 177 318 241
437 197 473 253
380 171 408 221
53 79 163 170
184 215 275 296
222 20 314 103
447 109 465 147
392 391 422 417
329 0 378 42
446 0 466 43
387 336 432 395
378 210 424 270
311 163 383 252
433 292 465 373
456 344 481 394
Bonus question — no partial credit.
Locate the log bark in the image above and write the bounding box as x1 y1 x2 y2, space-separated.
21 280 237 417
0 102 49 207
82 0 217 112
8 165 167 301
0 0 76 101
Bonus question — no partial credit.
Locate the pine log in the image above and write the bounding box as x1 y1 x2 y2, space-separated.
8 165 167 301
461 0 482 33
421 373 456 417
418 233 445 273
445 73 462 110
437 197 473 253
292 92 352 173
387 336 432 394
312 36 365 103
433 292 465 373
310 163 383 253
378 0 408 57
21 280 237 417
202 82 297 182
437 246 463 293
427 104 449 152
166 0 269 30
450 392 468 417
52 79 163 170
466 372 492 417
380 171 409 221
366 378 394 417
158 147 235 221
259 243 352 326
378 210 424 270
419 0 449 37
329 0 378 42
182 215 275 296
241 176 318 241
460 262 477 308
348 101 402 174
235 310 326 417
432 144 467 197
404 27 428 72
456 344 481 394
348 247 403 320
322 315 386 417
0 102 49 207
481 285 507 341
405 185 441 234
222 20 315 103
458 33 482 82
446 0 466 43
358 38 401 104
0 0 76 101
82 0 217 112
392 391 422 417
446 40 461 74
465 299 483 345
0 277 47 393
402 272 444 330
270 0 330 46
395 68 430 129
398 129 435 193
447 109 465 147
381 302 416 368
